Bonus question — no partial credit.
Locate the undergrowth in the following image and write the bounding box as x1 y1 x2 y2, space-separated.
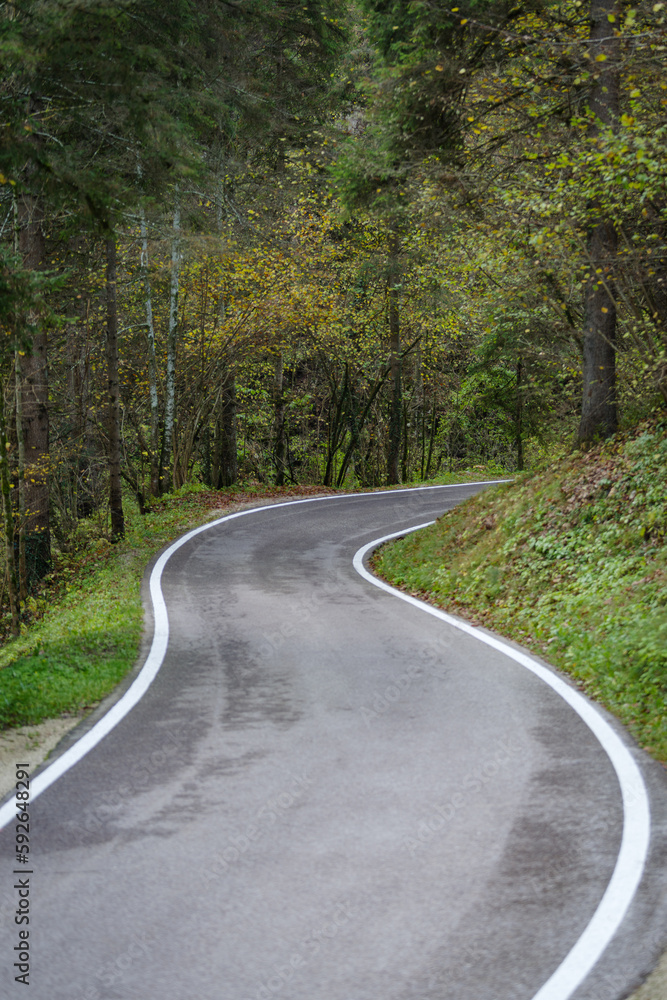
375 418 667 764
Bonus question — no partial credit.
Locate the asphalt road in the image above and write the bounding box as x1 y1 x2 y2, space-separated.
1 484 667 1000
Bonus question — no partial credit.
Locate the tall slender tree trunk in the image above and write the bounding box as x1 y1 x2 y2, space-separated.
212 184 239 489
12 197 27 599
425 399 438 479
14 352 27 600
577 0 620 445
216 373 238 488
516 355 524 471
210 287 239 490
140 206 161 497
386 227 402 485
323 368 348 487
67 294 97 519
161 197 181 493
401 402 409 483
18 188 51 585
337 364 392 487
0 384 20 635
273 352 286 487
106 236 124 541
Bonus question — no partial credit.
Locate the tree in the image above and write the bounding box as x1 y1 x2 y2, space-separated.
105 236 125 540
386 224 402 484
17 178 51 582
578 0 620 445
0 246 60 628
1 0 230 558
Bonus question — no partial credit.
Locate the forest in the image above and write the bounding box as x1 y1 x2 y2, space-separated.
0 0 665 636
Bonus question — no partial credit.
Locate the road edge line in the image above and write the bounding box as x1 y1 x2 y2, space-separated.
353 525 651 1000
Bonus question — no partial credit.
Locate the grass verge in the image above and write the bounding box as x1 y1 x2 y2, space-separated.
374 418 667 765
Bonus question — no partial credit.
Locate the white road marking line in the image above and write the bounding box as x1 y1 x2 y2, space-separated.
0 482 504 829
353 525 651 1000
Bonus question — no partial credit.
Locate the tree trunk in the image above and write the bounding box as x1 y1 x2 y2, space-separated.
425 400 438 479
18 189 51 585
577 0 620 445
106 236 125 541
386 228 402 485
0 384 20 635
14 352 27 600
336 364 392 488
13 199 27 599
273 352 286 487
161 197 181 493
401 401 409 483
323 366 349 487
215 373 238 488
516 355 524 471
140 205 161 497
68 295 97 519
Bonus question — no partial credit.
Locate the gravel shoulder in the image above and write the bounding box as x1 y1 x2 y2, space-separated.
629 952 667 1000
0 715 82 800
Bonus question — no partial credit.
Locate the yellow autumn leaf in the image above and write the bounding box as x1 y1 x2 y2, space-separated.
595 53 607 61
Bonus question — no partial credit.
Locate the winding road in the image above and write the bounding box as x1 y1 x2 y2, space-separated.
1 483 667 1000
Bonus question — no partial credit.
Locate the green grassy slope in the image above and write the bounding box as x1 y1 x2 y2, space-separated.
375 418 667 763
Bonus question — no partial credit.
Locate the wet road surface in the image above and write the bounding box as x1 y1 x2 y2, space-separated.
1 485 666 1000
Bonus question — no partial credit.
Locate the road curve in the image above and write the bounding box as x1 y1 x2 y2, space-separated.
1 484 666 1000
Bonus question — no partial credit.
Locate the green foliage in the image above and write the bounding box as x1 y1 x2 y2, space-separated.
2 2 199 220
1 0 348 230
334 0 526 217
376 418 667 762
